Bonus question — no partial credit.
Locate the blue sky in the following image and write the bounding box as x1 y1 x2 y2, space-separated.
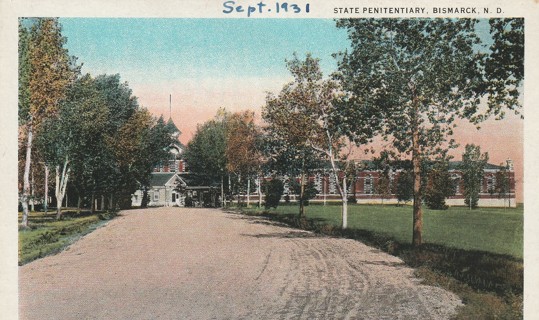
60 18 350 84
54 18 522 201
58 18 353 143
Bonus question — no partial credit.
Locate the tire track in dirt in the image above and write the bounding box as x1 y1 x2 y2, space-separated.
239 222 461 320
20 208 461 320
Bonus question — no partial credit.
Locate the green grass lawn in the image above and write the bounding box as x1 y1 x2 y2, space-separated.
18 210 114 265
250 204 523 259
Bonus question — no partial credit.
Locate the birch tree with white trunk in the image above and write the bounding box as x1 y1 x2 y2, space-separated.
263 54 377 229
18 18 77 226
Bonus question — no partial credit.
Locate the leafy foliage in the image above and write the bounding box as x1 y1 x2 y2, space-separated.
424 161 455 210
460 144 489 209
18 18 78 225
263 54 373 226
478 19 524 121
263 179 285 209
396 170 414 204
25 18 79 129
494 164 512 206
183 109 229 184
335 18 522 245
226 111 261 177
290 180 318 205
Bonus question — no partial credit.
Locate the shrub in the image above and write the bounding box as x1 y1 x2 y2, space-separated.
290 180 318 206
425 162 455 210
185 196 194 207
263 179 284 209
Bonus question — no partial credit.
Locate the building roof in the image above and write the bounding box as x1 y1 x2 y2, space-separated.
149 172 220 188
150 172 178 187
166 118 182 136
178 173 221 188
447 161 505 170
311 159 508 172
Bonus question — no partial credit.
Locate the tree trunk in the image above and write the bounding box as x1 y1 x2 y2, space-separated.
299 171 305 218
44 165 49 213
91 193 95 214
247 178 251 207
228 174 232 205
412 97 423 247
326 153 347 229
257 175 262 208
21 122 33 227
55 158 70 220
323 174 327 206
299 156 306 218
101 195 105 211
221 175 225 208
237 174 241 206
77 196 82 213
31 167 35 212
342 176 348 229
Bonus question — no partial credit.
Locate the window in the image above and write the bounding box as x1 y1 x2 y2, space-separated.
153 191 159 202
487 175 496 193
314 173 322 193
329 174 337 194
451 173 461 195
364 175 373 194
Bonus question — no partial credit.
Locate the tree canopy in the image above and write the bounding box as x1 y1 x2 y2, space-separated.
336 18 523 245
460 144 489 210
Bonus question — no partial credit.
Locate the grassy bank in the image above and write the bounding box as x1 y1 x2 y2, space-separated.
18 209 116 265
236 203 523 319
255 204 523 258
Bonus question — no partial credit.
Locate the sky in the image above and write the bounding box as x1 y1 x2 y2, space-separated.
60 18 350 137
59 18 524 201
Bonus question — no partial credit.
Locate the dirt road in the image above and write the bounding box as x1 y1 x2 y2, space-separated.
19 207 462 319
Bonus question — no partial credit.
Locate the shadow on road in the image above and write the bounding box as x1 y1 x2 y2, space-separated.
241 231 323 239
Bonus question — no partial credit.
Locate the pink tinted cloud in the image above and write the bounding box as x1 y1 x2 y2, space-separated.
133 80 524 203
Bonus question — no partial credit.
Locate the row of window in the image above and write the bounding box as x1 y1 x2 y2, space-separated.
155 160 187 173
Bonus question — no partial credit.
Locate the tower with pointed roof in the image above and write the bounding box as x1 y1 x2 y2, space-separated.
154 96 187 173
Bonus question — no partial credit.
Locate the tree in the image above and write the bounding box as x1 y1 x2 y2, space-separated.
19 18 77 226
110 110 173 209
37 74 109 219
495 163 512 208
477 19 524 121
336 18 522 246
375 174 392 205
226 111 262 206
373 151 394 205
94 73 142 209
262 130 321 214
396 170 414 205
460 144 489 210
94 74 139 133
263 179 284 209
184 109 230 205
263 54 375 228
290 180 318 206
424 161 455 210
